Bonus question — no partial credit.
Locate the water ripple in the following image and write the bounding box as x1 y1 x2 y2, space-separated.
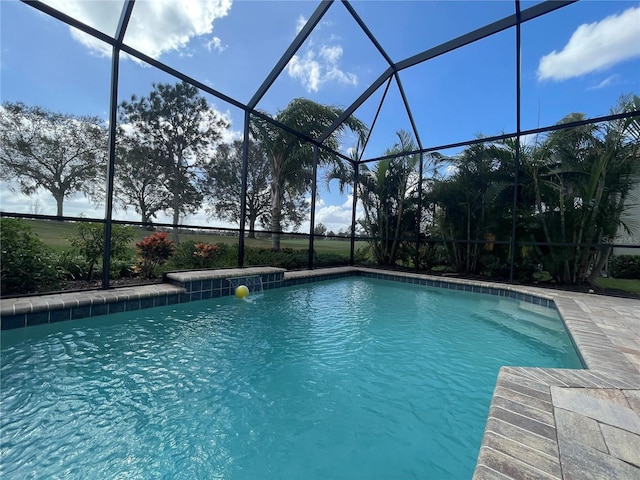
1 278 581 479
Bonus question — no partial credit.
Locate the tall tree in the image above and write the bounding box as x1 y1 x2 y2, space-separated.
0 102 107 216
118 82 228 241
358 131 421 265
328 130 436 266
203 139 307 238
114 134 167 226
251 98 367 250
531 97 640 284
431 141 513 273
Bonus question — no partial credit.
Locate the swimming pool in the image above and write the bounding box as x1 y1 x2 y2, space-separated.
1 277 582 479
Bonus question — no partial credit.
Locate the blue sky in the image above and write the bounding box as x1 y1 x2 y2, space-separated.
1 0 639 233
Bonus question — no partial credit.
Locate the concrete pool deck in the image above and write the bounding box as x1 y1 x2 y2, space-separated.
1 266 639 478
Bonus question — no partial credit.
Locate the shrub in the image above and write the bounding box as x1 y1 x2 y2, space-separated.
244 247 308 269
165 240 233 271
315 252 349 268
68 223 135 280
57 250 90 280
193 242 220 268
609 255 640 279
1 218 65 295
136 231 175 278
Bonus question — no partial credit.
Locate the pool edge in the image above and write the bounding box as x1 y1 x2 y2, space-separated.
2 266 639 479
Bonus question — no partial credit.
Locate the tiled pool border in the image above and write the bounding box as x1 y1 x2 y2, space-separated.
1 266 560 330
1 266 639 479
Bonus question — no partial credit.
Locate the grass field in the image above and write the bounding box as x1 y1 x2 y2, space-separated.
23 218 362 256
594 277 640 294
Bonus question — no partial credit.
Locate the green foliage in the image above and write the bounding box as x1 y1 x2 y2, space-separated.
109 259 136 280
165 241 235 271
135 231 175 278
1 218 64 295
315 252 349 268
0 102 107 216
57 250 90 280
114 136 167 224
609 255 640 279
251 98 367 250
354 245 374 265
594 277 640 293
246 247 348 269
314 223 328 236
203 139 278 236
244 247 308 269
118 81 229 241
353 130 425 266
68 223 134 280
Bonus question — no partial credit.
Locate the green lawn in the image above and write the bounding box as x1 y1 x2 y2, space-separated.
594 277 640 294
23 218 361 256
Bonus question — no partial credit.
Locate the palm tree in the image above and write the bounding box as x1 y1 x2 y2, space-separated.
431 141 513 273
517 95 640 284
251 98 367 251
328 130 425 266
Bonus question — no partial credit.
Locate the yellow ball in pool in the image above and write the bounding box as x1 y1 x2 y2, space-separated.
235 285 249 299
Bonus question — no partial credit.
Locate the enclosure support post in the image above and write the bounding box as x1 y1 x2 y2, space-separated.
238 111 251 267
102 0 134 289
308 146 319 270
509 0 523 283
415 152 424 272
349 162 359 266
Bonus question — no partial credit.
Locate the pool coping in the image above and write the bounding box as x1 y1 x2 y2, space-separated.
1 266 639 478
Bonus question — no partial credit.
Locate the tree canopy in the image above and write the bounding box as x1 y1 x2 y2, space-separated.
118 81 229 241
251 98 367 250
0 102 107 216
203 139 307 238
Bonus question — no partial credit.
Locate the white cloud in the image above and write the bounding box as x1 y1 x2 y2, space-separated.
295 15 307 35
286 18 358 93
206 36 226 53
287 51 322 92
537 6 640 81
287 45 358 93
587 74 620 91
45 0 232 61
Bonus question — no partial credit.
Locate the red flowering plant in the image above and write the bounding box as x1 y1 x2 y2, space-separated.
193 242 219 268
136 231 175 278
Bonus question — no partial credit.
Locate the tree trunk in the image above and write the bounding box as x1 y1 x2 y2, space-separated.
466 202 471 273
557 178 571 283
588 245 612 286
270 178 282 251
54 194 64 218
248 216 256 239
577 170 607 283
533 172 557 265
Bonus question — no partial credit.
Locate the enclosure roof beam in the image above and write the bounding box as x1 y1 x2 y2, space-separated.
318 67 394 144
248 0 334 110
394 72 422 151
22 1 248 112
114 0 135 44
395 0 576 72
23 1 117 46
356 76 393 162
27 0 349 163
320 0 575 149
359 109 640 165
342 1 395 68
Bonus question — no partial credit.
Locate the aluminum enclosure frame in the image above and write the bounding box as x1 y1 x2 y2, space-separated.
4 0 639 289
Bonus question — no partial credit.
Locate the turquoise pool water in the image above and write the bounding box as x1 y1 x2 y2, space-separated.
1 278 582 479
